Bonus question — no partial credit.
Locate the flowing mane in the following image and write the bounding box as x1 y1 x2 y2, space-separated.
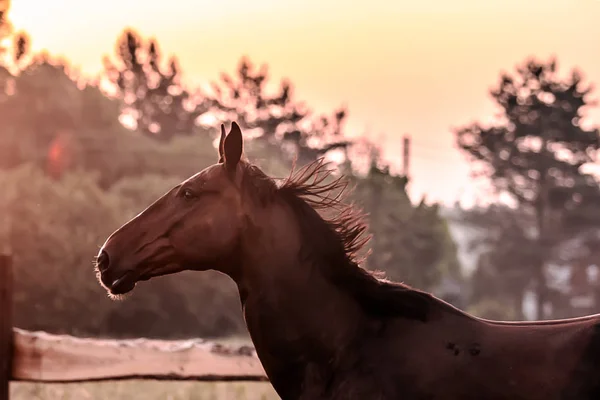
278 158 370 262
244 158 433 322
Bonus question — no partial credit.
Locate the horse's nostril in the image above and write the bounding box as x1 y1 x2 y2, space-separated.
96 250 110 272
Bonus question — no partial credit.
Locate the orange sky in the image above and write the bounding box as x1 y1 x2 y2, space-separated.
9 0 600 205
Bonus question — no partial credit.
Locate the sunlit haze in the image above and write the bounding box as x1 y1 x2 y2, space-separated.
10 0 600 205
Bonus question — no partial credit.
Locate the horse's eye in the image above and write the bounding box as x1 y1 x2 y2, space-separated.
182 188 196 200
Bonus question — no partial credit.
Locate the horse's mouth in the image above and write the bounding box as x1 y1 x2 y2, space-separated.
103 262 181 296
107 270 138 295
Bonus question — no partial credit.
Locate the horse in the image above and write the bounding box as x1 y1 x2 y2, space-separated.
95 122 600 399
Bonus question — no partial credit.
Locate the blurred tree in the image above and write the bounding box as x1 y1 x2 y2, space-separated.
467 298 517 321
0 49 229 186
103 29 213 141
0 29 463 338
1 165 247 338
455 57 600 319
0 0 28 69
0 0 29 115
211 56 351 166
459 205 537 319
0 54 83 172
349 148 461 292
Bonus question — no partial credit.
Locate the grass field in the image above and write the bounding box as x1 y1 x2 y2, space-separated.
10 336 280 399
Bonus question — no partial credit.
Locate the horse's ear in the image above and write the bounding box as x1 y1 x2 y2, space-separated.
218 124 226 163
223 121 243 172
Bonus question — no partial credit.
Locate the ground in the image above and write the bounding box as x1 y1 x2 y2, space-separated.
11 381 279 400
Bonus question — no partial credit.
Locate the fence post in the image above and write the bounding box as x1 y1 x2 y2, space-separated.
0 254 13 400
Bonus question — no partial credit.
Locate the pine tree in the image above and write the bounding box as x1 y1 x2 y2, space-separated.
211 56 351 166
455 57 600 319
103 29 212 141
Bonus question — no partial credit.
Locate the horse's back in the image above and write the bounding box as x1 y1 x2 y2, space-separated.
363 310 600 399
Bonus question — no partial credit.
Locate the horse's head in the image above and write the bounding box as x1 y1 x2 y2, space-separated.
96 122 252 297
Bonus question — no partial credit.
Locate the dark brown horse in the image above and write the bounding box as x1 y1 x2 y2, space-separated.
96 122 600 400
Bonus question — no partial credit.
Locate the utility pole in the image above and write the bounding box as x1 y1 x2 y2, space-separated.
402 135 411 178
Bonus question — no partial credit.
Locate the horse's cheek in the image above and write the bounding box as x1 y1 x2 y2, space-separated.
218 218 239 244
170 221 214 258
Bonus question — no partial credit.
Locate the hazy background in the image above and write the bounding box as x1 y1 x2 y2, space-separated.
11 0 600 204
4 0 600 399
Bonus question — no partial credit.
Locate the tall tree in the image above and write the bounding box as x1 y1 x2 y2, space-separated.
455 57 600 319
211 56 351 166
103 29 212 141
0 0 28 105
459 205 538 319
0 0 27 68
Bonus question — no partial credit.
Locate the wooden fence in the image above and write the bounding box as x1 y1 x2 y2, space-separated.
0 254 268 400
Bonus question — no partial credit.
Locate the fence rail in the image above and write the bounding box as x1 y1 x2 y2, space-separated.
0 254 268 400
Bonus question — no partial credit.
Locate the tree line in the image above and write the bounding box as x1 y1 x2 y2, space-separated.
0 15 461 338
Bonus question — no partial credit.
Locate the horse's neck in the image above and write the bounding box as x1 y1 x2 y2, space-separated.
239 257 365 397
240 255 364 352
236 205 365 394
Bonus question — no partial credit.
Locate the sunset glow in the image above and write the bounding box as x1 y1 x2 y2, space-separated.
9 0 600 204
